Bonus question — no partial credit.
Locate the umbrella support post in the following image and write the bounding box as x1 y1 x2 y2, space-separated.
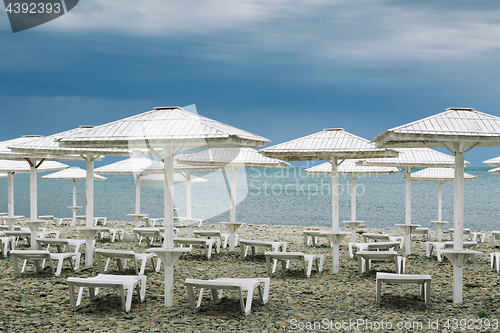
323 232 347 273
147 248 191 307
442 250 482 303
396 224 420 256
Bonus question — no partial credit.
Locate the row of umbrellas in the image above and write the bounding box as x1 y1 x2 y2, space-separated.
1 106 500 306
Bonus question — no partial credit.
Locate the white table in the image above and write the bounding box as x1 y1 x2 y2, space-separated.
220 222 245 251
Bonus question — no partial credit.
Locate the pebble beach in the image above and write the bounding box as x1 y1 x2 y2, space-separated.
2 222 500 333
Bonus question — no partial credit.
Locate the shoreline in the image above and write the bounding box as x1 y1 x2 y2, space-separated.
1 221 499 332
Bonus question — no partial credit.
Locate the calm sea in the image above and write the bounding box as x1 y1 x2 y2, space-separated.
0 166 499 231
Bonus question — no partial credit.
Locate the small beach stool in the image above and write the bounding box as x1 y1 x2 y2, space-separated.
376 272 431 308
264 251 324 278
67 274 146 313
185 277 270 316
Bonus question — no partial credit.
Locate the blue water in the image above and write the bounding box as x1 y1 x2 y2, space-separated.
0 166 499 231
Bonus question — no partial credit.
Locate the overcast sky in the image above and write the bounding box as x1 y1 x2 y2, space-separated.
2 0 500 165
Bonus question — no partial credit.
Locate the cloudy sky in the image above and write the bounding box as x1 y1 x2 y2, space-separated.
2 0 500 165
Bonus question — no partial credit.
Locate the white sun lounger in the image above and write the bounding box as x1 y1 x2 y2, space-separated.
412 227 431 241
264 251 324 278
376 272 431 308
95 248 158 275
356 251 405 275
239 239 287 258
302 230 332 247
185 277 270 316
174 237 220 259
348 241 401 259
0 234 15 257
67 274 146 313
426 241 477 262
193 230 233 249
10 249 78 277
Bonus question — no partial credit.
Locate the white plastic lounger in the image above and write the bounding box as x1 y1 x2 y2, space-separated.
10 249 78 277
376 272 431 308
356 251 405 275
193 230 233 249
348 241 400 259
426 241 477 262
239 240 287 258
412 227 430 241
0 235 15 257
264 252 324 278
302 230 331 247
185 277 270 316
174 237 220 259
67 274 146 313
132 228 163 246
95 249 158 275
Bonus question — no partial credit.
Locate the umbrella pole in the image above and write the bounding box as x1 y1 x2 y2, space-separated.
404 167 412 255
228 166 238 251
29 160 37 220
135 174 141 215
73 179 77 207
331 157 340 273
453 142 465 303
84 156 95 267
350 175 357 222
186 172 192 219
438 181 443 222
8 172 14 217
162 147 176 307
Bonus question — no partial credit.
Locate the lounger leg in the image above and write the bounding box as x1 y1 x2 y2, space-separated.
240 245 246 258
316 257 324 273
139 258 147 275
425 281 431 308
116 259 124 272
68 282 77 311
120 286 128 312
211 288 222 304
496 254 500 274
125 285 133 312
206 243 212 259
376 279 382 307
11 254 20 276
265 255 274 276
305 258 313 278
304 234 309 246
193 287 204 309
96 253 104 272
34 259 44 273
186 284 199 313
491 253 495 270
251 246 256 256
357 256 364 275
77 287 84 306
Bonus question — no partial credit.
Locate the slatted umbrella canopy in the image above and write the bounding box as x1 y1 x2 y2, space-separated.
305 159 398 222
483 156 500 166
260 128 398 273
371 107 500 304
140 173 207 183
488 167 500 174
52 106 270 307
410 168 477 222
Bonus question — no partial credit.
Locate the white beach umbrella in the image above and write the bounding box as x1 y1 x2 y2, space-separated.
411 167 477 241
260 129 398 273
488 167 500 174
357 148 460 255
372 107 500 303
7 129 145 264
305 159 398 242
53 106 270 307
43 167 106 225
177 147 289 251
